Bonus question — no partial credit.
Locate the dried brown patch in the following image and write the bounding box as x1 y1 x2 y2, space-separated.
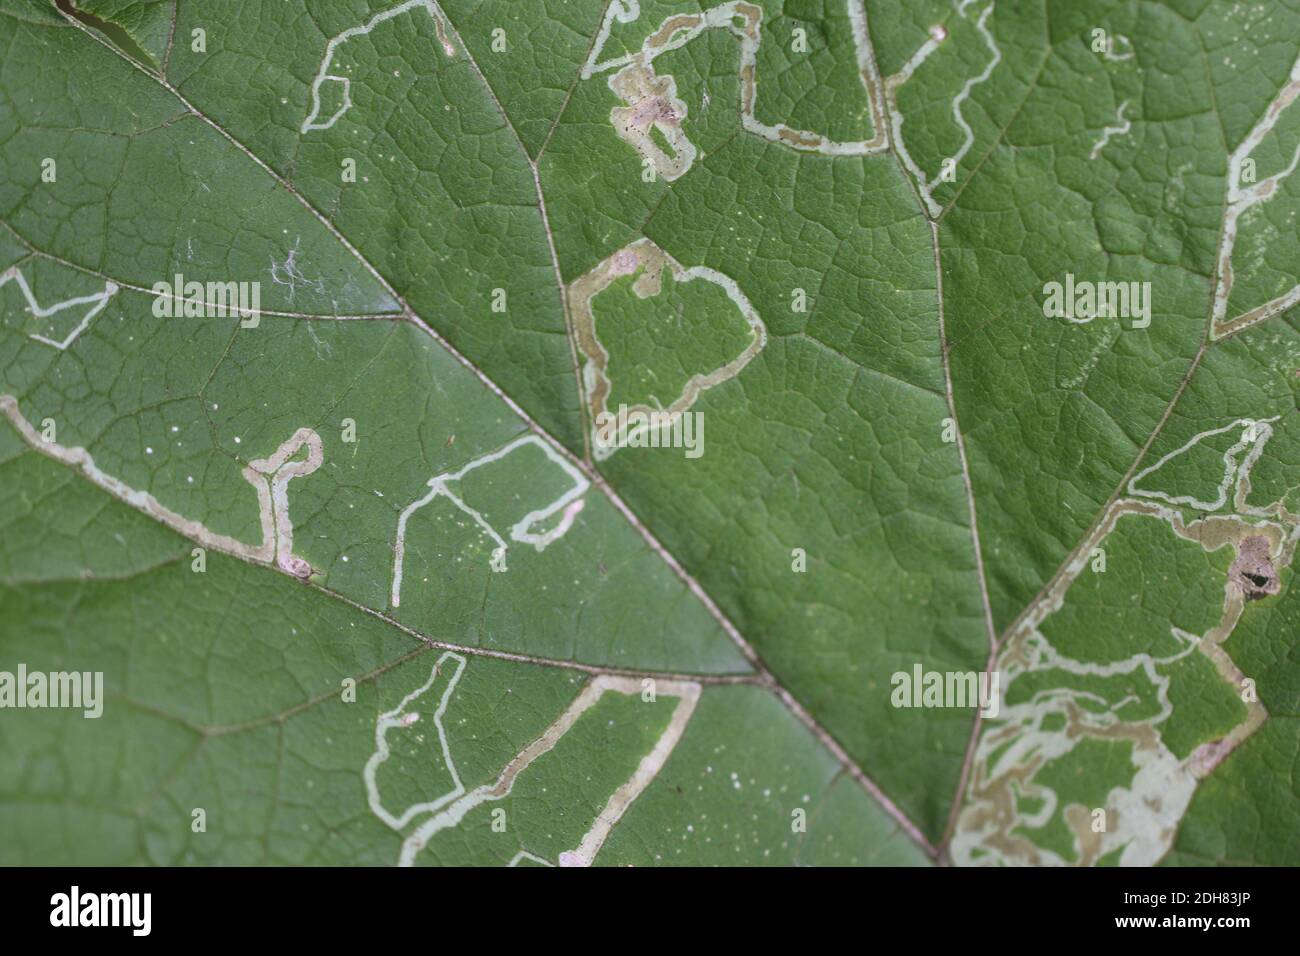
1229 535 1280 599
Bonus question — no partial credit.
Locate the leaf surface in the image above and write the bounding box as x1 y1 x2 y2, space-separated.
1 0 1296 866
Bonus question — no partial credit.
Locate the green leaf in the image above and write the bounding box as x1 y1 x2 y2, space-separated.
1 0 1296 867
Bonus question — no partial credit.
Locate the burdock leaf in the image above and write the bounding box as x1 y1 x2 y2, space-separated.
0 0 1295 867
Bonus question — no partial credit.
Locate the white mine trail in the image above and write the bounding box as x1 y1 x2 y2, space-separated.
367 663 700 867
390 434 589 607
1 266 118 350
